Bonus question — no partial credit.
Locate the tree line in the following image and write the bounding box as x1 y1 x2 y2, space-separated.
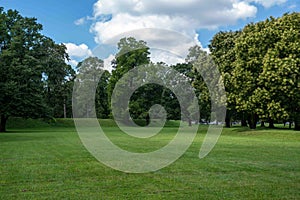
0 7 299 132
0 8 75 132
209 13 300 130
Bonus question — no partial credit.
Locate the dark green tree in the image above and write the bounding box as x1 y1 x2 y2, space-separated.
96 70 111 119
108 37 150 122
74 57 110 118
0 8 72 132
209 31 242 127
108 37 150 97
39 38 75 118
171 62 196 125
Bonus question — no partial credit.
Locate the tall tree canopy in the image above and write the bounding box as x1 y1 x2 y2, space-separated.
0 8 73 132
40 37 75 118
73 57 110 118
257 13 300 130
229 12 300 129
108 37 151 123
188 46 226 125
209 31 242 127
108 37 150 97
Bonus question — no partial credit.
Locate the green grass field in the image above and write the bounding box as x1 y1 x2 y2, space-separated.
0 119 299 199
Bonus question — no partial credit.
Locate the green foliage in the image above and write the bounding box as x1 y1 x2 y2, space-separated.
108 37 151 122
219 12 300 129
108 37 150 99
209 31 241 127
74 57 110 118
190 48 212 123
0 8 45 122
40 38 75 118
1 7 299 131
96 70 111 118
0 8 74 132
258 13 300 127
187 46 225 124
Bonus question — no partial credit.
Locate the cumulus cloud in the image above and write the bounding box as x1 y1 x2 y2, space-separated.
91 0 258 43
64 43 93 67
151 50 185 65
64 43 93 58
87 0 286 64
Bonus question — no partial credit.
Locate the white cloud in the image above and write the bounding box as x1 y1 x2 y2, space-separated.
68 59 79 67
247 0 287 8
64 43 93 67
91 0 258 42
288 4 297 9
64 43 93 59
74 17 86 26
103 54 115 72
90 1 258 49
88 0 285 64
151 50 185 65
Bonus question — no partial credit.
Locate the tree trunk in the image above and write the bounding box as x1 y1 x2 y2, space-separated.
241 119 248 127
225 112 231 128
248 113 257 129
295 112 300 131
63 99 67 119
249 122 256 129
241 112 248 127
188 119 192 126
261 121 265 128
0 115 8 132
146 114 150 125
289 121 292 129
295 122 300 131
269 119 275 128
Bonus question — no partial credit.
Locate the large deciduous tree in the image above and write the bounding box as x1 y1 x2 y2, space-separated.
190 47 225 125
108 37 150 122
230 12 300 130
39 38 75 118
108 37 150 97
257 13 300 130
73 57 110 118
209 31 242 127
0 8 72 132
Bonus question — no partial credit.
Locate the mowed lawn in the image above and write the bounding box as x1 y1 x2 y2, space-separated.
0 119 299 199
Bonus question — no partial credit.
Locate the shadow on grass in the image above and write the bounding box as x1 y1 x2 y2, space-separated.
0 133 51 142
4 127 75 133
226 125 296 134
0 128 76 143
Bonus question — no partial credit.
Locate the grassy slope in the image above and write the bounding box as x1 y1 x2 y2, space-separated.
0 119 299 199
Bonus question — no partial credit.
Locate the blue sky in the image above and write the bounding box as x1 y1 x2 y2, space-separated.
1 0 96 47
1 0 299 66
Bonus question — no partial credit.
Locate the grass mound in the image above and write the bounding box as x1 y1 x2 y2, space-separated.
7 118 185 129
7 117 51 129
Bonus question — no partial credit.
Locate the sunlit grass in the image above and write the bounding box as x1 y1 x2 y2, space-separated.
0 119 299 199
